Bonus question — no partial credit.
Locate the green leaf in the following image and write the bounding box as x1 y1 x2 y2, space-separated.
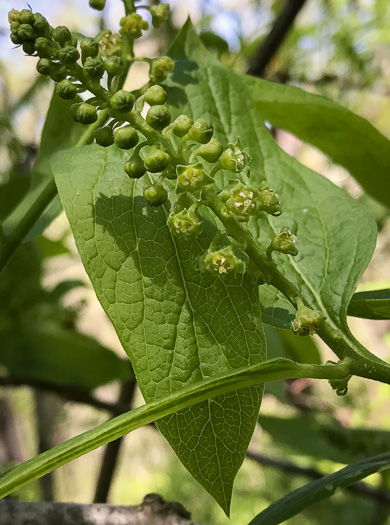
0 178 30 221
52 145 265 514
264 325 321 365
260 285 295 329
348 289 390 320
0 357 350 499
168 21 378 364
248 452 390 525
0 325 131 391
243 75 390 208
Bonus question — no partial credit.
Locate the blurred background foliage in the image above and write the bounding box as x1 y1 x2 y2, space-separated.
0 1 389 524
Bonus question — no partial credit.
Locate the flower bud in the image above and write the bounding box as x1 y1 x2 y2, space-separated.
144 183 168 207
257 181 282 216
95 126 114 147
71 102 98 125
110 90 135 113
172 115 193 138
221 140 250 172
291 299 326 336
149 56 174 83
114 126 139 150
188 118 213 144
167 208 202 238
98 30 122 56
104 55 125 75
221 182 257 221
50 64 68 82
144 85 167 106
199 245 245 275
18 24 36 41
150 3 170 28
80 37 99 62
59 45 80 65
194 138 223 163
270 226 298 256
33 13 50 36
36 58 52 75
10 32 22 45
20 9 35 25
89 0 106 10
144 147 170 173
83 56 104 80
120 14 148 39
124 156 146 179
53 25 72 45
146 105 171 131
10 21 20 33
34 37 52 58
176 164 209 194
56 79 77 100
8 9 21 23
23 40 36 55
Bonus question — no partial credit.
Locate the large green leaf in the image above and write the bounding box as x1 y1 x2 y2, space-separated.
0 325 131 391
52 145 265 514
243 76 390 208
249 452 390 525
168 21 378 363
348 289 390 320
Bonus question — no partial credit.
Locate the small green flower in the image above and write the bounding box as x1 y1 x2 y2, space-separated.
20 9 35 25
104 55 125 76
56 79 77 100
144 147 170 173
83 56 104 80
199 245 245 275
144 85 167 106
146 105 171 131
221 139 251 173
53 25 72 45
80 37 99 62
10 32 22 45
32 13 50 37
270 226 298 256
59 45 80 65
257 181 282 216
120 14 148 39
167 207 202 238
144 182 168 207
172 115 193 138
110 90 135 113
176 164 212 196
220 182 257 221
95 126 114 147
98 30 122 56
36 58 52 76
114 126 139 150
291 299 326 336
150 4 170 28
188 118 213 144
18 24 36 41
34 37 52 58
49 64 68 82
22 40 36 55
124 156 146 179
8 9 21 23
71 102 98 125
149 56 174 83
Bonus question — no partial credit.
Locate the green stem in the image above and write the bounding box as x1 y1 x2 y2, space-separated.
122 0 136 15
0 358 351 499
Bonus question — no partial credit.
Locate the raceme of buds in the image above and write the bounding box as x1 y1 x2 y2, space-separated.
198 245 246 276
114 126 139 150
270 227 298 257
144 182 168 207
150 4 170 28
221 140 251 173
291 299 326 336
167 207 202 239
146 105 171 131
188 119 213 144
144 147 170 173
220 183 257 221
258 181 282 216
120 14 148 39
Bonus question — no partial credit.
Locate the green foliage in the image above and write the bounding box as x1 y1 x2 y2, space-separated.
348 289 390 320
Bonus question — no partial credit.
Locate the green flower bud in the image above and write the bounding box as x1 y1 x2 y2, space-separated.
18 24 36 41
199 245 245 275
10 32 22 45
59 45 80 65
80 37 99 62
20 9 35 25
188 118 213 144
221 140 250 172
110 90 135 113
95 126 114 147
50 64 68 82
33 13 50 36
150 3 170 28
10 21 20 33
146 105 171 131
56 79 77 100
220 182 257 221
98 30 122 56
22 40 36 55
114 126 139 150
104 55 125 76
53 26 72 45
167 207 202 238
172 115 193 138
83 56 104 80
89 0 106 10
270 226 298 256
257 181 282 216
119 14 149 39
34 37 52 58
124 156 146 179
291 299 326 336
36 58 52 75
144 85 167 106
194 138 223 163
149 56 174 83
144 147 170 173
71 102 98 125
176 164 210 195
8 9 21 23
144 183 168 207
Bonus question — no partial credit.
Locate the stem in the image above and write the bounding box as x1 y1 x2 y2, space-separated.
122 0 136 16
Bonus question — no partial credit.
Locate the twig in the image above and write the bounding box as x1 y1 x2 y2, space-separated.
94 379 137 503
0 494 200 525
246 0 307 78
246 450 390 505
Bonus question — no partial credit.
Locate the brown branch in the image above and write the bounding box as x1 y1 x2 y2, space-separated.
246 450 390 505
246 0 307 78
0 494 201 525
